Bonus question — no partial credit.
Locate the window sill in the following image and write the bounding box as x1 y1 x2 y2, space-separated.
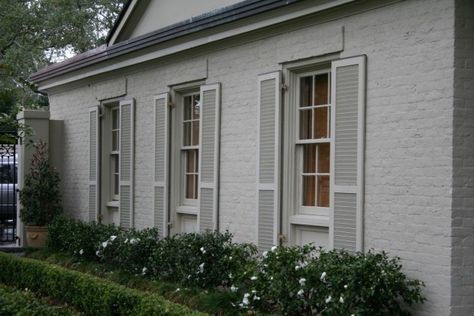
290 214 329 227
106 201 119 208
176 205 199 215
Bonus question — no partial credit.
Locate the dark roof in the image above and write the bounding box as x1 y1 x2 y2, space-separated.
105 0 134 44
31 0 302 83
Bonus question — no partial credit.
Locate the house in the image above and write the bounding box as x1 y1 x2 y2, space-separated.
28 0 473 314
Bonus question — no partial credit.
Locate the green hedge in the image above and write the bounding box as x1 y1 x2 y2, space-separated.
0 252 205 316
0 284 77 316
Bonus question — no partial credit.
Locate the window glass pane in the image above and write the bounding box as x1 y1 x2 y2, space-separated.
192 121 199 146
186 175 194 199
317 175 330 207
302 175 315 206
114 174 119 196
318 143 330 173
300 76 312 107
112 131 118 151
314 107 328 139
193 95 200 120
183 122 191 146
186 150 195 173
184 96 192 120
195 149 199 172
194 175 199 199
303 144 316 173
299 109 312 139
314 73 329 105
112 109 119 129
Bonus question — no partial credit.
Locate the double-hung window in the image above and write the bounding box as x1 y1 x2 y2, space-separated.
110 106 120 202
297 71 331 216
182 93 200 204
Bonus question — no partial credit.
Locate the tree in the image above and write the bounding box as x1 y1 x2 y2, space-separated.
0 0 126 112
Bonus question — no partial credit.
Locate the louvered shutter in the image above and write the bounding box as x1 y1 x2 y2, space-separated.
257 72 281 251
330 56 366 252
89 106 100 222
198 84 221 232
154 93 169 237
119 99 135 228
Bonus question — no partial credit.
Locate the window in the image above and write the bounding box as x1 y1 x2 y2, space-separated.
182 93 200 203
101 102 120 209
110 107 120 201
296 71 331 215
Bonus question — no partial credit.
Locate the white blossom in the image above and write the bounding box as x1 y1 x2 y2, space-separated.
102 241 108 248
253 295 260 301
297 289 304 297
228 273 233 279
230 285 238 292
262 251 268 258
79 249 84 255
299 278 306 286
344 284 348 289
95 250 100 256
130 238 138 245
229 256 233 260
142 267 148 275
295 265 301 271
339 296 344 303
252 290 257 294
200 247 206 254
271 246 277 252
109 235 117 241
199 263 205 273
242 293 250 306
250 276 258 281
320 272 327 282
124 238 129 244
175 288 180 292
325 295 332 304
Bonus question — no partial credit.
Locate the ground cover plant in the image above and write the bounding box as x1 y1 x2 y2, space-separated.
0 284 78 316
0 252 204 316
44 217 426 315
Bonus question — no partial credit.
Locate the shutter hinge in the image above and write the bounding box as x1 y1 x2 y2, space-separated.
168 102 175 109
281 83 288 91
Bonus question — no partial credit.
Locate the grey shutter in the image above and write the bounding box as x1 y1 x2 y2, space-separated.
257 72 281 251
89 106 100 222
154 93 169 237
198 83 221 232
119 99 135 228
330 56 366 252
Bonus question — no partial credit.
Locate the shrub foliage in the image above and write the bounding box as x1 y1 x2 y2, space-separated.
47 218 426 315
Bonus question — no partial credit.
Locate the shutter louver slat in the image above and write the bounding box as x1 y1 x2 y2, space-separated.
89 107 99 222
154 93 169 237
257 72 281 252
331 56 366 253
119 99 135 228
199 84 220 232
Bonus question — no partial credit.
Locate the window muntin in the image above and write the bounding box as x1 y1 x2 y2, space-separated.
297 71 331 212
181 93 200 203
110 106 120 201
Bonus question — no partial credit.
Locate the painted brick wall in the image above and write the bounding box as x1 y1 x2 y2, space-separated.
452 0 474 314
47 0 456 314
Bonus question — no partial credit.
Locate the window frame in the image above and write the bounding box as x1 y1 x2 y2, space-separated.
294 69 333 218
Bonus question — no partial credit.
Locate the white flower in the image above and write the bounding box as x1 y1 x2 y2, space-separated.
271 246 277 252
295 265 301 271
109 235 117 241
351 314 355 316
230 285 238 292
142 267 148 275
200 247 206 254
253 295 260 301
229 256 233 260
300 261 308 268
242 293 250 306
175 288 180 292
124 238 129 244
299 278 306 286
270 276 274 280
102 241 108 248
320 272 327 282
95 250 100 256
339 296 344 303
130 238 137 245
252 290 257 294
199 263 205 273
250 276 258 281
325 295 332 304
262 251 268 258
79 249 84 255
228 273 233 279
297 289 304 297
344 284 348 289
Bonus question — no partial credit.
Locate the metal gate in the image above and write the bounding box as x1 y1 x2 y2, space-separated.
0 142 17 243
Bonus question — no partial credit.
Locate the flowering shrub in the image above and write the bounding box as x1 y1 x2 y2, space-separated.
236 246 426 315
96 227 160 274
149 231 257 288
